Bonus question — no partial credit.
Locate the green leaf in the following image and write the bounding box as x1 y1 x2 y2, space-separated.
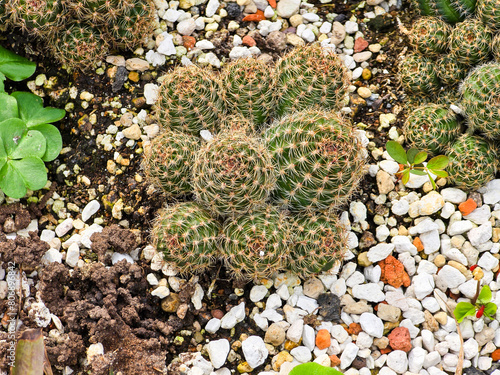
454 302 476 323
410 169 427 175
407 148 419 164
10 130 46 160
427 155 449 170
0 134 7 171
12 329 52 375
0 162 27 199
29 124 62 161
0 71 5 92
414 151 428 165
0 92 19 119
0 118 28 155
431 170 448 178
290 363 344 375
10 157 47 191
428 172 437 190
402 169 410 184
477 285 492 305
483 302 497 319
386 141 407 164
0 46 36 82
12 92 65 127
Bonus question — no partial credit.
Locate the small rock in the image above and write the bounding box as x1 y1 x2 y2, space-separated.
242 336 268 369
208 339 230 368
388 327 412 352
265 323 286 346
359 312 384 338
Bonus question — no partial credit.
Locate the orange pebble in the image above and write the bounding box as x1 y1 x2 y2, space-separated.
182 36 196 50
242 9 266 21
413 237 424 252
380 347 392 354
268 0 276 8
459 198 477 216
242 35 256 47
492 348 500 361
316 329 331 350
347 323 362 335
329 354 341 367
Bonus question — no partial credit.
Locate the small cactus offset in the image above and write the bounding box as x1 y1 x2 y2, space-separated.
436 55 470 86
192 131 276 217
265 109 367 212
222 205 290 280
477 0 500 31
409 17 451 56
220 58 277 127
274 44 349 117
142 130 200 198
288 211 348 278
446 134 498 189
449 19 492 66
152 202 222 274
155 66 225 135
6 0 67 37
404 104 462 155
398 54 441 95
460 62 500 139
411 0 476 24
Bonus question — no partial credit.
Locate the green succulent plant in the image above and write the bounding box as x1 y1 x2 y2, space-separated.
155 66 225 135
403 104 462 155
446 134 498 189
288 211 348 278
192 131 276 217
222 205 290 280
492 34 500 62
265 109 366 212
409 17 451 56
6 0 67 37
411 0 476 24
274 44 349 117
435 55 470 86
449 19 492 66
152 202 222 274
460 62 500 139
477 0 500 31
142 130 200 198
398 54 441 95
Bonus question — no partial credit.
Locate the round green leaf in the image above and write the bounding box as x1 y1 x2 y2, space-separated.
9 156 47 191
483 302 497 319
407 148 419 164
386 141 407 164
413 151 428 165
290 363 344 375
0 162 27 199
0 136 7 171
427 155 449 170
10 130 46 160
410 170 427 176
0 118 28 155
0 46 36 82
11 91 65 127
0 92 19 119
29 124 62 161
454 301 476 323
477 285 492 305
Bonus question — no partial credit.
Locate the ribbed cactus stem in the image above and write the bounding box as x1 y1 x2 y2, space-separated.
449 19 492 66
411 0 476 24
398 54 441 95
409 17 451 56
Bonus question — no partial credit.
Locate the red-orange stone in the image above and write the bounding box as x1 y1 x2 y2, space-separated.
459 198 477 216
354 37 369 53
347 323 362 335
182 36 196 50
242 10 266 21
379 255 411 288
413 237 424 252
329 354 341 367
242 35 257 47
316 329 331 350
492 348 500 361
388 327 412 353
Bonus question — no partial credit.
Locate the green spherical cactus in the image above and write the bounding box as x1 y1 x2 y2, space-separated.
265 109 367 212
405 91 461 109
222 205 290 280
219 114 255 134
477 0 500 31
274 44 349 117
289 212 348 278
449 19 492 66
409 17 451 56
142 130 200 198
50 22 109 70
436 55 470 86
155 66 225 135
152 202 222 274
220 57 277 127
403 104 462 155
398 54 441 95
446 134 498 189
7 0 67 37
192 131 276 217
492 34 500 62
411 0 476 24
460 62 500 139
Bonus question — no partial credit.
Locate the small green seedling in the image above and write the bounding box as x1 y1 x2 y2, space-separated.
454 284 497 323
290 363 344 375
386 141 449 189
0 45 36 92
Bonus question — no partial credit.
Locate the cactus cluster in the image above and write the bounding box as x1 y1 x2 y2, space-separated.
400 10 500 189
411 0 476 24
2 0 157 70
146 45 367 280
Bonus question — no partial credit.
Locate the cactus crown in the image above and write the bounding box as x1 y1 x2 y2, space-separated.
192 131 276 217
155 66 225 135
436 55 470 86
7 0 67 37
446 134 498 189
142 130 200 198
274 44 349 117
222 205 290 280
152 202 222 274
403 104 462 156
409 17 451 56
265 109 366 212
398 54 441 94
450 19 492 66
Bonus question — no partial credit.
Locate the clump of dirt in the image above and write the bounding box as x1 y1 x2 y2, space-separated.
0 232 49 272
0 203 31 233
90 224 140 264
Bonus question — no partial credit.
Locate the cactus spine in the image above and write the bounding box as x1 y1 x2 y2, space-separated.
449 19 492 66
289 212 348 278
7 0 67 37
411 0 476 24
265 109 366 212
398 54 441 94
222 205 289 280
192 131 276 217
142 130 200 198
274 44 349 117
477 0 500 31
409 17 451 56
436 55 470 86
152 202 222 274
